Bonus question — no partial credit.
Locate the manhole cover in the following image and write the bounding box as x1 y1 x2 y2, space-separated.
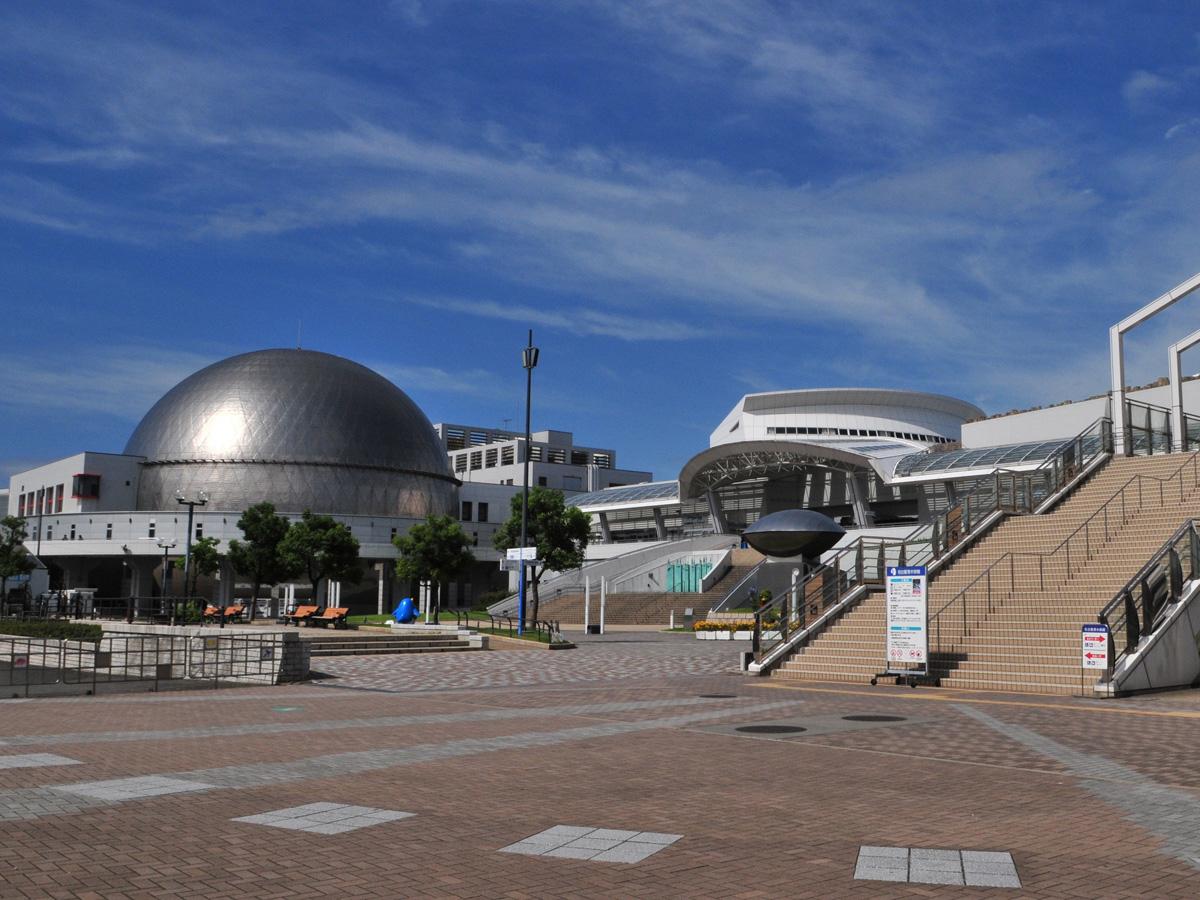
735 724 807 734
841 714 906 722
699 694 736 699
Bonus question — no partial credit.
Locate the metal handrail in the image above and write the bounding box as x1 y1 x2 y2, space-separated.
930 450 1199 653
1099 518 1200 680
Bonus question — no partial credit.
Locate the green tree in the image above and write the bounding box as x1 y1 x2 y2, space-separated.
0 516 36 606
174 537 222 599
493 487 590 625
393 514 475 624
279 510 362 605
228 502 296 621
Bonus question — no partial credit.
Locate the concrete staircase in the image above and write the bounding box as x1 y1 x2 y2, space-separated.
302 632 480 657
773 453 1200 694
535 563 762 626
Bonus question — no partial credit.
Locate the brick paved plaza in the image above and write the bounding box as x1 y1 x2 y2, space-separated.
3 630 1200 897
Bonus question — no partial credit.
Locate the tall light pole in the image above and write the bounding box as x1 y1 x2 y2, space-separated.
157 539 176 620
518 329 539 635
176 490 208 613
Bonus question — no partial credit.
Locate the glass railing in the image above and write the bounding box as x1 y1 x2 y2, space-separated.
1125 399 1172 455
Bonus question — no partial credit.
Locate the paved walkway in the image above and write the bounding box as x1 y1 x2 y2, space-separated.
2 631 1200 896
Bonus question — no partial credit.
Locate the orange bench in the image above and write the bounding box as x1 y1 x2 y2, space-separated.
285 604 319 626
202 603 245 623
309 606 350 629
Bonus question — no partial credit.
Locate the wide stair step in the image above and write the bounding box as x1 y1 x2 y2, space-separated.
768 452 1200 695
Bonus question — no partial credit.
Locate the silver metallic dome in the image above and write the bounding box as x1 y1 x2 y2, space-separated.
124 349 456 517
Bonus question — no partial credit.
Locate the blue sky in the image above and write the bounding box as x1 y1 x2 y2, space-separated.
6 1 1200 483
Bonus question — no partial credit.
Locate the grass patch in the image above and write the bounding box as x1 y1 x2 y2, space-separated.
0 620 103 642
345 614 394 626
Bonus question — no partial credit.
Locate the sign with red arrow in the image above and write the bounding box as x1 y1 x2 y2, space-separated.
1081 623 1109 670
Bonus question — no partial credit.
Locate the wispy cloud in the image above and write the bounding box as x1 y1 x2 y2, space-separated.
404 295 709 341
0 346 216 422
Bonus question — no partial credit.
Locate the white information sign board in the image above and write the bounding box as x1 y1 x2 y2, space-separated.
1081 623 1109 669
506 546 538 561
886 566 928 666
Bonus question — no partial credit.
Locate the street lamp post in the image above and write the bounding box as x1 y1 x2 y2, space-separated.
518 330 539 635
157 539 176 621
176 491 209 620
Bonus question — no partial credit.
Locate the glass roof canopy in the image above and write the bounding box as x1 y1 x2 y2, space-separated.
570 480 680 510
893 435 1103 477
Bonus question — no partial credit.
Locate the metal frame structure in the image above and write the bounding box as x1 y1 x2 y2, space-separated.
1110 271 1200 455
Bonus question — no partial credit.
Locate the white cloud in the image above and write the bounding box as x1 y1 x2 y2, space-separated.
404 295 709 341
1122 70 1176 108
0 346 216 422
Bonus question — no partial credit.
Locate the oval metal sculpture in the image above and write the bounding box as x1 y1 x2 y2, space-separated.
742 509 845 558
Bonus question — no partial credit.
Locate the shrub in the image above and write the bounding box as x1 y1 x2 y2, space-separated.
0 620 102 643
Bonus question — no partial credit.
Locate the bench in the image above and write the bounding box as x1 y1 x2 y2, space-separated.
284 605 319 626
309 606 350 629
202 603 246 624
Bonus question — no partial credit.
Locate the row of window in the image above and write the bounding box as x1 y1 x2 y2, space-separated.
452 445 612 472
16 485 64 518
461 501 489 523
766 426 953 443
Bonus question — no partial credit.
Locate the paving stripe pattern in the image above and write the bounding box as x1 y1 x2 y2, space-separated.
0 753 81 770
854 846 1020 888
500 825 682 863
0 697 739 747
956 703 1200 872
1 698 801 822
233 802 413 834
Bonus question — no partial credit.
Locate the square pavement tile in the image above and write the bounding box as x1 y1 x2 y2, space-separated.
54 775 214 801
232 803 414 835
499 826 682 864
855 847 1020 889
0 753 81 770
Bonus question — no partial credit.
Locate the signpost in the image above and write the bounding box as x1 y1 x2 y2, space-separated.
1081 623 1109 669
874 565 928 687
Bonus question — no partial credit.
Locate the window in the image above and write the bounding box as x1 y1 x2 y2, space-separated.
69 524 76 540
501 445 514 465
469 451 482 470
454 454 467 473
72 474 101 499
148 520 156 538
549 448 566 464
470 430 488 446
195 523 203 539
446 428 466 450
390 527 397 539
55 484 64 512
485 448 498 467
537 476 548 486
478 502 488 523
45 526 53 541
461 501 473 521
17 494 25 517
571 450 588 466
105 523 112 539
593 452 611 469
528 445 543 462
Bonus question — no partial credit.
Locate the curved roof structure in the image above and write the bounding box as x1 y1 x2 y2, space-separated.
125 349 456 517
739 388 984 421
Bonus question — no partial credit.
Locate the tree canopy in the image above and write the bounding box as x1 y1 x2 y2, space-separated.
228 502 296 620
0 516 36 603
493 487 589 624
175 536 222 598
393 514 475 624
279 510 362 603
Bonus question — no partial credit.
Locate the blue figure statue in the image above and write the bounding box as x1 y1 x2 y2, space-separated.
392 597 418 624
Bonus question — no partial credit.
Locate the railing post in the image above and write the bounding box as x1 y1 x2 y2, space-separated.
855 543 863 583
